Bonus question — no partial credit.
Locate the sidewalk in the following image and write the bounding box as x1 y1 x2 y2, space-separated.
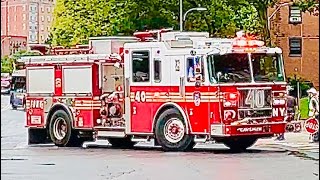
255 132 319 153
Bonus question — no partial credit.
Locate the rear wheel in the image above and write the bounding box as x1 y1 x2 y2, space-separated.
48 110 83 147
155 108 193 151
185 141 196 151
222 137 257 152
107 136 137 148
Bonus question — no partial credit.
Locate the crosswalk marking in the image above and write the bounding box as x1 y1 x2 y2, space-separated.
1 104 11 111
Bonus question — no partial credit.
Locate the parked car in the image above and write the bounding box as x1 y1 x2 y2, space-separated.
1 78 11 94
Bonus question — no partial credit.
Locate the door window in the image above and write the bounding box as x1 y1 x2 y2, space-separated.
186 56 204 82
132 51 150 82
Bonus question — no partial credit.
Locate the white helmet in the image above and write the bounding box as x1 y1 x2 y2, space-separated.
306 87 317 95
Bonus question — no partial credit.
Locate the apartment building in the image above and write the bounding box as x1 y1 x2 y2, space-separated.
1 35 27 56
1 0 55 47
269 2 319 88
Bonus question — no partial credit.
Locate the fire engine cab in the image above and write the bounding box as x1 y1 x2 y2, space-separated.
22 29 287 151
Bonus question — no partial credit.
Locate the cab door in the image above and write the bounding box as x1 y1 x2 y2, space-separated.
184 55 210 133
126 49 153 133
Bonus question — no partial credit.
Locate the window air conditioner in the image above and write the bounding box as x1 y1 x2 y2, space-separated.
289 17 301 23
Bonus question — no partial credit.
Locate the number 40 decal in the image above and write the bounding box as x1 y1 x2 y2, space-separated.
135 91 146 102
245 89 265 108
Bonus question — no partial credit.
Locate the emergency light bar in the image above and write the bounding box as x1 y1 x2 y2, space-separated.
233 39 265 48
233 31 265 48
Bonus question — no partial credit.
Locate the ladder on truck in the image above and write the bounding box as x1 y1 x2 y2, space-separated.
18 53 122 65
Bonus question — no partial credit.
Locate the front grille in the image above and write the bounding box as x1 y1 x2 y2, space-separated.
237 88 272 120
238 88 272 109
238 109 272 119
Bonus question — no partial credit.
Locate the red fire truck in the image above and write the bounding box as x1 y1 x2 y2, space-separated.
23 29 287 151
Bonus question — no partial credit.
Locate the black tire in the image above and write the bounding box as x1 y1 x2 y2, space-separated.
155 108 193 151
48 110 82 147
222 137 257 152
185 141 196 151
108 136 137 148
28 128 48 144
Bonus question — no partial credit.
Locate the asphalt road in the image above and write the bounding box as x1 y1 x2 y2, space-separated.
1 95 319 180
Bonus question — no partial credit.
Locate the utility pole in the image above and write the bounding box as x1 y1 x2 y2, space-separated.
179 0 183 31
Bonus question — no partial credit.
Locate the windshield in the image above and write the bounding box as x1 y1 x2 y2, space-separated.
207 53 285 83
251 53 285 82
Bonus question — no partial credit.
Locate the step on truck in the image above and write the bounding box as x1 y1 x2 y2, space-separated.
23 29 287 151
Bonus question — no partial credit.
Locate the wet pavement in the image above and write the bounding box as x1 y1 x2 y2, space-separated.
1 95 319 180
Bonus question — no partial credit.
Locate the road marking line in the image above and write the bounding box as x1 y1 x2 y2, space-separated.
1 104 11 111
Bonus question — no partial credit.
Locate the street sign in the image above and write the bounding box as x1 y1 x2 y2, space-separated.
304 118 319 134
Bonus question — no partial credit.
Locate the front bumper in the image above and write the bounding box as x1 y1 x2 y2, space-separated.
211 122 286 136
225 122 286 136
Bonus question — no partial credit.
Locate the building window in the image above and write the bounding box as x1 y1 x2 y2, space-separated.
47 16 51 22
289 6 302 24
132 51 150 82
47 7 51 13
40 25 44 31
41 16 44 22
289 37 302 56
23 23 26 30
41 7 44 12
23 14 26 21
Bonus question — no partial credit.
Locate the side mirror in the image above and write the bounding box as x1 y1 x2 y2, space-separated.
216 72 222 82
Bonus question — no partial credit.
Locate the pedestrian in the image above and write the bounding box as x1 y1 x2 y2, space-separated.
306 87 319 143
275 95 297 141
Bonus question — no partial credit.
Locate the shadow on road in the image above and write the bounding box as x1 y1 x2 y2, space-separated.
27 143 287 155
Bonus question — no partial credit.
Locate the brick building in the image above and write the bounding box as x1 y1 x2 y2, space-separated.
1 0 55 45
269 2 319 88
1 35 27 57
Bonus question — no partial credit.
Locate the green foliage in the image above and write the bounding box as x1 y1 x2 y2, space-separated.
49 0 319 46
299 97 309 119
287 75 313 97
1 56 14 73
294 0 319 13
1 50 40 73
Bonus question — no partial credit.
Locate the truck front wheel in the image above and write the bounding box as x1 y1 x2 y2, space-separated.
155 108 193 151
48 110 82 147
222 137 257 152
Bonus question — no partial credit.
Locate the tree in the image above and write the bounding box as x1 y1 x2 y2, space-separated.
51 0 139 46
294 0 319 15
1 56 13 73
50 0 319 46
239 0 319 44
1 51 40 73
